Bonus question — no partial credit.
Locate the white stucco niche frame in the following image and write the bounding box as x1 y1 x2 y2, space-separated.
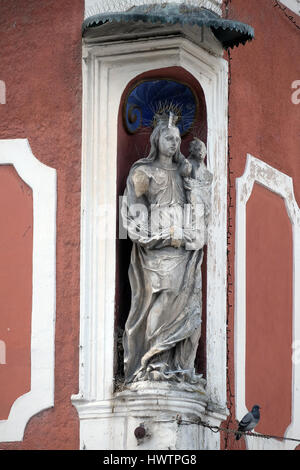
235 154 300 450
72 30 229 449
0 139 57 443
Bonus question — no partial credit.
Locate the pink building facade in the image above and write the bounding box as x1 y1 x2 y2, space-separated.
0 0 299 451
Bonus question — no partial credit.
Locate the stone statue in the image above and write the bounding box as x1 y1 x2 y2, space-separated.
184 138 213 250
121 115 212 391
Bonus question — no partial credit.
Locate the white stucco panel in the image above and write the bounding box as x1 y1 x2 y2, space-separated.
235 154 300 450
0 139 57 443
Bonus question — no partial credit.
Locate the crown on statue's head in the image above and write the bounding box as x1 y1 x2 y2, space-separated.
152 101 182 129
153 111 179 128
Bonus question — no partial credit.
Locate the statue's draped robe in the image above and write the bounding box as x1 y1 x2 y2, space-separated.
121 158 204 383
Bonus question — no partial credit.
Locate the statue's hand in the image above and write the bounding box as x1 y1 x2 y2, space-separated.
183 228 195 246
183 177 199 191
183 177 193 191
169 227 196 248
170 226 183 248
171 238 182 248
181 160 193 177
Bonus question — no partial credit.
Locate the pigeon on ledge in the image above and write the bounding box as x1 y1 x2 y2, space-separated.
236 405 261 440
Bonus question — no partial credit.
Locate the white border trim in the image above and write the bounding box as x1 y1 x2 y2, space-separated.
0 139 57 442
235 154 300 450
280 0 300 16
72 34 228 449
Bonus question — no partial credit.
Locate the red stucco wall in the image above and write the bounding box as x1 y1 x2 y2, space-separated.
246 183 293 438
0 0 83 449
224 0 300 450
0 166 33 421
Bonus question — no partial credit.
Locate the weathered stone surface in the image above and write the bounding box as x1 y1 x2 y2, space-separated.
121 117 212 392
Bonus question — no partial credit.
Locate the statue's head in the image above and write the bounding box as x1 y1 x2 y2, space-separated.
189 138 207 162
149 112 181 162
158 125 181 159
143 112 191 178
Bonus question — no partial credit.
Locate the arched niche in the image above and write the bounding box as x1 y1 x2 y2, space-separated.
114 66 208 383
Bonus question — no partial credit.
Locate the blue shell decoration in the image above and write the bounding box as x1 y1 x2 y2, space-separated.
124 79 198 135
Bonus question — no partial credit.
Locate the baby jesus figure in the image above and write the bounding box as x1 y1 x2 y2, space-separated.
184 138 213 251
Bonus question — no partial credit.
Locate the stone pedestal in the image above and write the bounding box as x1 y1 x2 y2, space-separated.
73 382 226 450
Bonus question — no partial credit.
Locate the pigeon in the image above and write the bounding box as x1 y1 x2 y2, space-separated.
236 405 261 440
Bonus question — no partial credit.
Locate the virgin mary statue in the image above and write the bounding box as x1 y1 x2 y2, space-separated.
121 113 208 390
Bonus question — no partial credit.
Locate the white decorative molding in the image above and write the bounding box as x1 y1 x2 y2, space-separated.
280 0 300 16
235 154 300 450
0 139 57 442
72 31 228 449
